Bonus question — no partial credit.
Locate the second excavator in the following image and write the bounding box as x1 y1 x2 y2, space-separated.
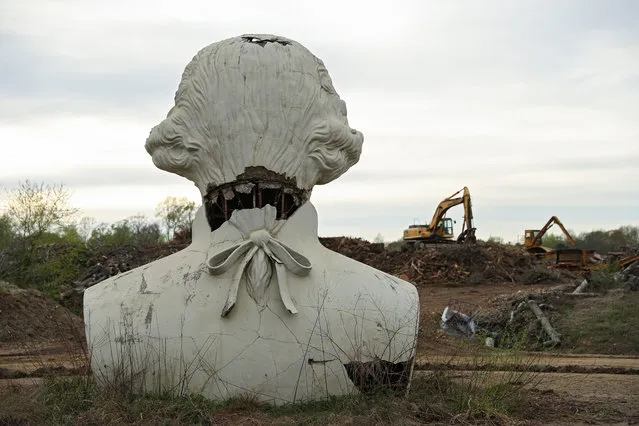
402 186 476 249
524 216 577 254
524 216 600 270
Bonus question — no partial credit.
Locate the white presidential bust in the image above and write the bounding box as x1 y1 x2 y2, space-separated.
84 34 419 404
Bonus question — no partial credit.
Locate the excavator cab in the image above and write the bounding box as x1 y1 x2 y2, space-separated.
404 217 454 241
524 230 543 248
438 218 454 238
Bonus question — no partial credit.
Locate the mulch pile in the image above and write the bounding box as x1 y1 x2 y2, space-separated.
318 237 565 286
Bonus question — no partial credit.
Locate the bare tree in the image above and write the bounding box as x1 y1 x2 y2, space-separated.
76 216 97 243
6 180 79 238
155 196 197 240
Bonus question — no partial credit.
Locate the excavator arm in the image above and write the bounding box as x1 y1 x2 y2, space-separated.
427 187 476 243
457 187 476 243
403 186 476 245
530 216 577 248
427 187 467 232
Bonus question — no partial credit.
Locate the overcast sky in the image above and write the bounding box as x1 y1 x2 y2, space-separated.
1 0 638 243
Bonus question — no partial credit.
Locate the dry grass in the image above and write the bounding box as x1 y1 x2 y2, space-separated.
4 369 625 425
0 374 514 425
0 340 558 426
3 329 635 425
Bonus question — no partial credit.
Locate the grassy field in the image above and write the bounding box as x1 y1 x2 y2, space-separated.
555 287 639 355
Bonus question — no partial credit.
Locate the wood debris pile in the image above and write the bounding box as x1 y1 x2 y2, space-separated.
318 237 570 286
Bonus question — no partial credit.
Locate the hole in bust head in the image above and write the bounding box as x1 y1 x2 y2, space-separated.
204 167 309 232
241 36 291 47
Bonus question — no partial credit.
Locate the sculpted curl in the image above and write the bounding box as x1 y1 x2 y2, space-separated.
145 34 363 196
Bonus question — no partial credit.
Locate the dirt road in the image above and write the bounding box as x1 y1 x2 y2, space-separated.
0 342 85 377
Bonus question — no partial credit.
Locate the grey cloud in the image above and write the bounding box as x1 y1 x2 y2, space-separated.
475 204 639 224
1 0 638 239
0 32 179 112
2 1 638 125
339 154 639 185
316 201 638 234
0 98 170 124
0 166 187 190
3 152 632 193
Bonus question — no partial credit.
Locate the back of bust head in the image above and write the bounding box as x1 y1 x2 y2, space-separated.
145 34 363 201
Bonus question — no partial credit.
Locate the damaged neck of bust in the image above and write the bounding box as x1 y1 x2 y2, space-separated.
204 167 310 232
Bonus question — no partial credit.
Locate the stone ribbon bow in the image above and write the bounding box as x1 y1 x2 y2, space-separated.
206 205 312 317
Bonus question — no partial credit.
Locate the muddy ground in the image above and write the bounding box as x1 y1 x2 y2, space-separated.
1 238 638 424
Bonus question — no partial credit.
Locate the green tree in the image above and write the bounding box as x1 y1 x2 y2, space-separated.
125 215 162 245
5 180 79 238
538 233 570 249
574 226 639 253
486 236 504 244
87 215 161 247
155 196 197 240
0 214 14 249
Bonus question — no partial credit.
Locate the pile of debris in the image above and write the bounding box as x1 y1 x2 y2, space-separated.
618 261 639 291
53 236 574 311
59 243 188 309
478 286 570 347
319 237 568 287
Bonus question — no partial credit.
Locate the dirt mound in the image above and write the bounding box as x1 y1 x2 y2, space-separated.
0 281 84 346
319 237 570 286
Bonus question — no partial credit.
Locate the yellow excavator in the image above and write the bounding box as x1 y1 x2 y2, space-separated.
402 187 476 249
524 216 597 270
524 216 577 254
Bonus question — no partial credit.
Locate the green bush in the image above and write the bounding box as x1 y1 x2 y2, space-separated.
587 269 620 293
0 234 90 299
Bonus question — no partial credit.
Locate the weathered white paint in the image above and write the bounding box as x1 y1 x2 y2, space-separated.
84 203 419 403
84 34 419 404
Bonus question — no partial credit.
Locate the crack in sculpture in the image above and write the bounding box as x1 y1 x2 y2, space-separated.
207 205 312 316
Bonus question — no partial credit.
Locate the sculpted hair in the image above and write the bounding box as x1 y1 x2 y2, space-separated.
145 35 364 195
